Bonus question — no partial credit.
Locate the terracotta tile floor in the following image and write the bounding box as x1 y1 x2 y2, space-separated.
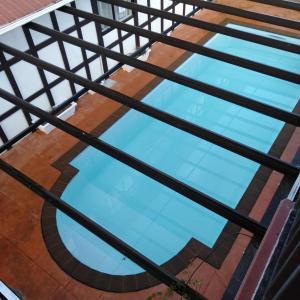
0 1 299 299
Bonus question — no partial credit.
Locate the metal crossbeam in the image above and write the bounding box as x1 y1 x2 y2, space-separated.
1 42 299 179
0 158 205 300
97 0 300 54
28 21 300 126
60 6 300 85
0 88 267 238
178 0 300 31
247 0 300 11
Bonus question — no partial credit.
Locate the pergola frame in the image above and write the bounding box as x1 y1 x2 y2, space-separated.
59 6 300 85
98 0 300 54
248 0 300 11
0 0 197 142
0 41 299 177
178 0 300 31
0 0 299 299
20 23 300 173
0 47 267 233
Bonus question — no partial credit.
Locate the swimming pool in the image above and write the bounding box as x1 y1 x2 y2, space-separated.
55 24 300 276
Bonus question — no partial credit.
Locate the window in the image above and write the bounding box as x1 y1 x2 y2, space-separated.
97 1 132 30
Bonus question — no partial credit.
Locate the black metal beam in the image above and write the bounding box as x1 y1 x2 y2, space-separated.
2 40 299 180
247 0 300 12
0 126 8 144
97 0 300 54
0 87 267 238
22 26 56 107
0 52 33 126
27 21 300 129
50 11 77 94
160 0 164 32
132 0 141 48
70 2 92 81
147 0 152 30
178 0 300 31
111 2 125 54
91 0 109 73
60 5 300 85
0 158 205 300
171 0 176 27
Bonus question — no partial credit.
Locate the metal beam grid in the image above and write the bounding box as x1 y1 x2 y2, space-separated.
98 0 300 54
248 0 300 12
178 0 300 31
60 5 300 85
0 4 200 154
0 0 299 298
23 8 300 177
0 0 192 127
0 44 267 235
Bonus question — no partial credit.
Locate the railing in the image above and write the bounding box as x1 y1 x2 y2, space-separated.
254 174 300 299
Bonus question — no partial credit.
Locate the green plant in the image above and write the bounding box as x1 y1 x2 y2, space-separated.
145 262 203 300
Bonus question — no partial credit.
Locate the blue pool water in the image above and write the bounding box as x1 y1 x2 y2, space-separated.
57 24 300 275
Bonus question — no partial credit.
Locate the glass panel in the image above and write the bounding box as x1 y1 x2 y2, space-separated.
116 5 132 21
98 1 132 30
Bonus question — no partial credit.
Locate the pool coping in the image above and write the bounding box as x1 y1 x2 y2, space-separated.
41 21 300 292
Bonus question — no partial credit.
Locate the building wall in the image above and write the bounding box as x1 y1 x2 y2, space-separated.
0 0 198 147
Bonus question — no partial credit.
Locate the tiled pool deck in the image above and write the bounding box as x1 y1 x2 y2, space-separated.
0 1 299 299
